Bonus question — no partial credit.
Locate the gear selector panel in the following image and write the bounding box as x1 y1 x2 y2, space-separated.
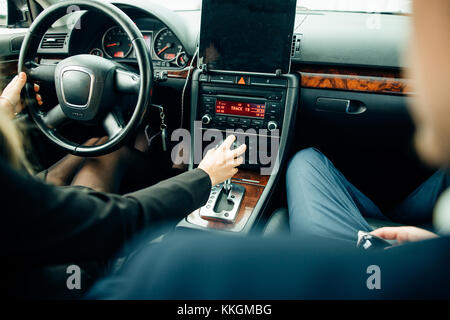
199 182 246 223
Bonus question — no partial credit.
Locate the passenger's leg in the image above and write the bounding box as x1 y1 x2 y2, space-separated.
286 148 387 242
390 169 450 226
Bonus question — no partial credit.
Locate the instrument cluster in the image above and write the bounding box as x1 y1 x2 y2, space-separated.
89 25 189 69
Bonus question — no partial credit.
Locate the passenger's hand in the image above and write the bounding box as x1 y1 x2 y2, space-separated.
198 135 247 186
371 226 438 244
0 72 27 117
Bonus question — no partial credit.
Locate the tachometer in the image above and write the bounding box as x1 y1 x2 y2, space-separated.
153 28 182 62
102 26 132 58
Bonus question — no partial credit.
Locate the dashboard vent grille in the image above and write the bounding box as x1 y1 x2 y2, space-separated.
291 35 297 57
291 34 302 57
41 33 67 49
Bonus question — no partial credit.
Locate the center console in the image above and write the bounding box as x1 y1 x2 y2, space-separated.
176 0 299 234
176 69 299 234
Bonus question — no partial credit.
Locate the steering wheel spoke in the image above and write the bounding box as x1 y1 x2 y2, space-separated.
24 61 56 83
115 69 140 94
41 104 69 129
103 112 124 139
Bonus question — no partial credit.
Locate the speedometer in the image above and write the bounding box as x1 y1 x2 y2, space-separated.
153 28 182 62
102 26 132 58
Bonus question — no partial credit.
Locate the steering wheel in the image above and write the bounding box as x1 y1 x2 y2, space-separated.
18 0 153 156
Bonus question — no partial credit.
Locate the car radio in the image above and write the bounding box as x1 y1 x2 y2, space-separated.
198 74 287 133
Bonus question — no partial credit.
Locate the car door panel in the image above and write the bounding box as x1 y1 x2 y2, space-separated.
292 87 433 213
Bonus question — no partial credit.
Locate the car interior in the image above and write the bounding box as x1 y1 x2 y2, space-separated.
0 0 424 294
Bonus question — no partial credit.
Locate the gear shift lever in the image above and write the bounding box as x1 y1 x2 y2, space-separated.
198 140 245 223
224 178 232 193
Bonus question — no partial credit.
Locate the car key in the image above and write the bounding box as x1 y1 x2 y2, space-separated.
356 231 392 250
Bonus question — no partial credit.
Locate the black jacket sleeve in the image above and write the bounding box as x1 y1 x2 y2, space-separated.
1 158 211 265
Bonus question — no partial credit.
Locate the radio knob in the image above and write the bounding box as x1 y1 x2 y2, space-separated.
202 114 212 125
267 121 278 132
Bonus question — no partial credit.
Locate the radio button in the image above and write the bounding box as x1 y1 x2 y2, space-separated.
267 102 281 109
268 114 279 120
250 77 271 86
269 94 282 101
210 75 235 84
267 121 278 132
202 114 212 125
227 117 239 126
204 103 214 111
251 119 264 129
267 109 280 116
250 78 287 87
216 115 226 121
240 118 251 127
267 103 281 115
203 96 216 104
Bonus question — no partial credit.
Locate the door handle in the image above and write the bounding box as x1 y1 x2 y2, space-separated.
315 98 367 115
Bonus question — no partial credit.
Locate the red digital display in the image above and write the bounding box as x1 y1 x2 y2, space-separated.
164 53 176 60
215 100 265 118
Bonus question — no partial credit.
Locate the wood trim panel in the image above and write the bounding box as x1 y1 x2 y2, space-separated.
294 65 412 95
186 170 268 232
167 66 195 79
167 62 412 95
167 57 196 79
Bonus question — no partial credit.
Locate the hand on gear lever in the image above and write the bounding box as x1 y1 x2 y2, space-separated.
198 135 246 187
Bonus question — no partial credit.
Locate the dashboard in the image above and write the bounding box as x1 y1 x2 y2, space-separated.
37 5 193 71
36 1 410 73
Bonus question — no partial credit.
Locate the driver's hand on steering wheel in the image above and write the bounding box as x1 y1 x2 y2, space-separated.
0 72 27 119
33 83 44 107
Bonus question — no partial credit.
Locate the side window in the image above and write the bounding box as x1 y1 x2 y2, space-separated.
0 0 7 27
1 0 31 28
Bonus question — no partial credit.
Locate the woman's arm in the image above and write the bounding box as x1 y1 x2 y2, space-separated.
2 72 246 266
3 158 210 265
4 135 245 266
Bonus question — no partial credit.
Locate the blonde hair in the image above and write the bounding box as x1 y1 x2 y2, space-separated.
0 107 32 173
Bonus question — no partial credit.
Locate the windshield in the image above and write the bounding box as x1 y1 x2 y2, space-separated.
157 0 411 14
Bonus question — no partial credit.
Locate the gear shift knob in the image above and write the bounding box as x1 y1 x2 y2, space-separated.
224 178 232 193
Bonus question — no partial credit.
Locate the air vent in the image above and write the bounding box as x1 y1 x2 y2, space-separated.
291 35 297 57
41 33 67 49
291 34 302 57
